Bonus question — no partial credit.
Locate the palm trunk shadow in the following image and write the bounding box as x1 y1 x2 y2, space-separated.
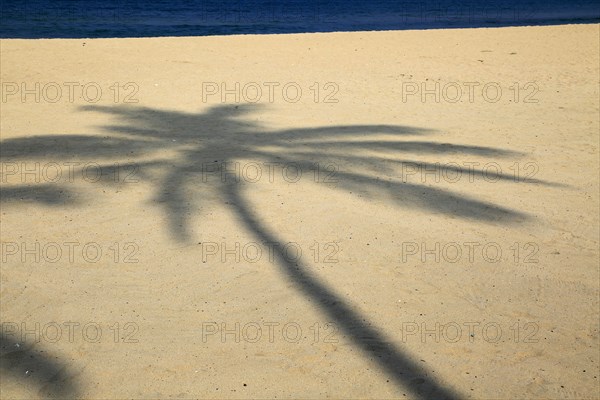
225 183 460 400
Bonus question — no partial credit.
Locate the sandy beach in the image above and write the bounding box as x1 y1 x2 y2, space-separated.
1 24 599 399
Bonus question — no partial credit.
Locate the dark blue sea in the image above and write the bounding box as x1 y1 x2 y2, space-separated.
1 0 599 38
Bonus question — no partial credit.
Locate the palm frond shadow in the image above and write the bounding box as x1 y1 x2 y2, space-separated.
0 103 553 398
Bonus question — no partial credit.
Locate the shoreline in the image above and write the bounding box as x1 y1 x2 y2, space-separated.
0 22 597 41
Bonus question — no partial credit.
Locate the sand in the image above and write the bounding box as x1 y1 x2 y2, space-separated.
0 24 598 399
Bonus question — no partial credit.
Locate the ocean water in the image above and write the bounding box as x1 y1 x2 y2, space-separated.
1 0 599 38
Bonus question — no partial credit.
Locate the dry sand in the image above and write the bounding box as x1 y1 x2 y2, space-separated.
0 24 599 399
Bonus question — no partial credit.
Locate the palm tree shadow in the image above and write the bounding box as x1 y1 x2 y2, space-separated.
0 333 80 398
1 103 555 398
